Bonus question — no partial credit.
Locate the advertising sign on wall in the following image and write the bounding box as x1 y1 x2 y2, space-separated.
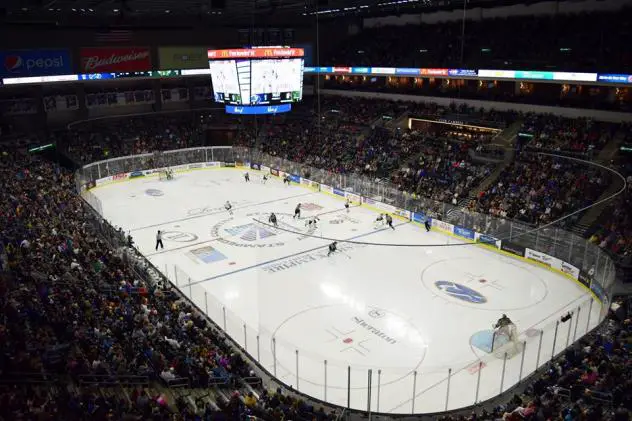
525 248 559 268
158 46 208 70
560 261 580 280
500 241 525 257
412 212 426 224
432 219 454 234
454 226 475 240
0 49 72 77
80 47 152 72
475 233 498 246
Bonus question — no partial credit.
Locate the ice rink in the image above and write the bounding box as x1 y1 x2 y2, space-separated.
92 168 601 414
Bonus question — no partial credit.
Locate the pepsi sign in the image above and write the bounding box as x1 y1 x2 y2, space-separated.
0 49 72 77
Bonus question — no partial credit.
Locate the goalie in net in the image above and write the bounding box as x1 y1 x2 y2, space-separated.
158 168 174 181
491 314 523 358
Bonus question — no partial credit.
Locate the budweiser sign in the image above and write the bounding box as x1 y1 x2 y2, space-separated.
80 47 152 72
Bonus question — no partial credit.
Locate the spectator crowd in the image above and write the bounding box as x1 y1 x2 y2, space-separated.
1 100 630 420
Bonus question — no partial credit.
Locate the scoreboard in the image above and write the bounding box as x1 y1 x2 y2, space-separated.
208 47 304 111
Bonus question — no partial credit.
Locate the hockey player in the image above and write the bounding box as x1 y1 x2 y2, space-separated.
344 198 350 213
494 314 512 329
424 218 431 232
305 215 320 227
283 175 291 186
225 200 233 216
327 241 338 257
244 172 250 182
386 214 395 230
293 203 301 219
268 212 278 227
155 230 164 250
262 174 268 184
374 213 385 228
494 314 515 341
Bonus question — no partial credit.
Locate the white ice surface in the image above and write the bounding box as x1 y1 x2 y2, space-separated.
92 168 601 414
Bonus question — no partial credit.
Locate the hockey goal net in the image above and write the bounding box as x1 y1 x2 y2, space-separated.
491 323 523 358
157 168 174 181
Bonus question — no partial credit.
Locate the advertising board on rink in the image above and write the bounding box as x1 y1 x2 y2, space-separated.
525 248 558 268
432 219 454 234
321 184 333 194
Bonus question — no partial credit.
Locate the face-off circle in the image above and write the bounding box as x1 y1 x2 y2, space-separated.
421 257 548 311
271 304 426 372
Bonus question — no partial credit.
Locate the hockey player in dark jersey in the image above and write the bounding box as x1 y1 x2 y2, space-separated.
293 203 301 219
244 172 250 182
305 215 320 227
386 214 395 230
268 212 278 227
327 241 338 257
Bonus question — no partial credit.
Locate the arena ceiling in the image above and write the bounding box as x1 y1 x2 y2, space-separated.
0 0 528 25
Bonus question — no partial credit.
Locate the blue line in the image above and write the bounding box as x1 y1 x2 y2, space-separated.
183 220 410 287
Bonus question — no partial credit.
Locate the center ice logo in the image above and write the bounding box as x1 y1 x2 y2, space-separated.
435 281 487 304
211 212 317 249
224 223 277 242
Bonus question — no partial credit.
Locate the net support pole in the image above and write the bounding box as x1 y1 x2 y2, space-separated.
551 321 560 361
445 368 452 411
295 350 299 391
367 369 372 416
377 369 381 412
519 341 526 382
204 291 208 315
222 306 227 331
565 314 573 348
175 268 179 286
500 352 508 393
411 371 417 414
324 360 328 401
475 361 483 404
273 337 277 377
534 332 543 370
573 306 581 342
244 324 248 352
256 335 260 362
347 366 351 410
586 298 593 332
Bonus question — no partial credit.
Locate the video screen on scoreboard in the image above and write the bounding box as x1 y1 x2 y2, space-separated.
249 58 303 105
209 60 242 105
209 57 303 106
